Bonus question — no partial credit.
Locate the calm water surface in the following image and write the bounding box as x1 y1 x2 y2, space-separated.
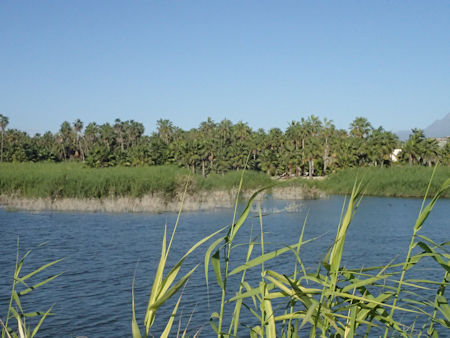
0 196 448 337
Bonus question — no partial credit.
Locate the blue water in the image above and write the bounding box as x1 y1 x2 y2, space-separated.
0 196 448 337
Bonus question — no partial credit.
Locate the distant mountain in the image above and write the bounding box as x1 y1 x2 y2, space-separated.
395 129 411 141
395 113 450 140
424 113 450 138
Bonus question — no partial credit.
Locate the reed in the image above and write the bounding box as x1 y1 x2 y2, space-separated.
319 165 450 197
1 241 62 338
0 163 447 202
139 169 449 337
0 163 272 200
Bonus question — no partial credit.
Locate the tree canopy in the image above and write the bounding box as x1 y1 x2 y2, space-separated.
1 115 448 176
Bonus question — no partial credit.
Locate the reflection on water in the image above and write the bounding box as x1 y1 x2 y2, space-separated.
0 196 448 337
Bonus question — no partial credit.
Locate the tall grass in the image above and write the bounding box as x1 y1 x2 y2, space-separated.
137 170 449 337
0 163 273 200
0 163 448 201
319 165 450 198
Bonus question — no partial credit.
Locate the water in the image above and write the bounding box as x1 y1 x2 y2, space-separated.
0 196 448 337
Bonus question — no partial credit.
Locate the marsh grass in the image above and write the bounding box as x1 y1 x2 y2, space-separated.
0 163 273 201
0 163 447 203
0 162 187 199
319 165 450 198
138 168 449 337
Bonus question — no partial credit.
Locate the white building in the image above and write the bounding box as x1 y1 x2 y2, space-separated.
390 148 402 162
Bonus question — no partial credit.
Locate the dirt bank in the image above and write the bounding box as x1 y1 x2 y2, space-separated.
0 186 325 213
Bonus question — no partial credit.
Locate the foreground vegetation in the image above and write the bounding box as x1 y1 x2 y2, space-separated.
3 173 448 337
135 173 450 337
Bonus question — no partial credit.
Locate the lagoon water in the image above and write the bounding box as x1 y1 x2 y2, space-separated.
0 196 448 337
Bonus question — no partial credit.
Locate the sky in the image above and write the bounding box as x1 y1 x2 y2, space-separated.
1 1 449 135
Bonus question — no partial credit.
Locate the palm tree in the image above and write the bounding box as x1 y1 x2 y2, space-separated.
58 121 74 159
114 118 125 151
303 115 322 179
0 114 9 162
422 138 440 167
321 118 335 174
403 129 426 165
73 119 84 159
367 127 398 166
156 119 175 144
350 117 372 139
84 122 99 155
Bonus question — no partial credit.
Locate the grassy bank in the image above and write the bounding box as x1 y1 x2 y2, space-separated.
317 165 450 197
0 162 274 199
0 163 448 204
0 162 276 203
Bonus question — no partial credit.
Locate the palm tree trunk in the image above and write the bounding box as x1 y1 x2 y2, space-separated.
323 138 329 174
1 129 4 162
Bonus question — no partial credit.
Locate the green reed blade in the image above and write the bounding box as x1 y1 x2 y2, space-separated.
341 274 394 293
228 184 275 243
30 305 53 338
131 268 142 338
414 178 449 232
149 264 198 311
11 292 22 314
160 294 182 338
212 250 224 289
18 273 63 297
416 235 450 253
263 289 276 338
204 237 225 291
229 243 302 277
416 242 450 272
17 258 64 284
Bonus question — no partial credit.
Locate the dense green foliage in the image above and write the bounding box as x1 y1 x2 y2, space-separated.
1 115 448 178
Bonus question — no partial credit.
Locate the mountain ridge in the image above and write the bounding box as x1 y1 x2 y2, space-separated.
396 113 450 140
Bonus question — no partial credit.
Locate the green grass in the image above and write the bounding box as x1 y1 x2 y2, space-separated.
0 162 189 199
0 162 273 200
0 162 448 200
318 166 450 197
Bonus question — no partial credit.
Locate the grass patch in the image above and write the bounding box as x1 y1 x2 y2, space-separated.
319 166 450 197
0 163 448 201
0 163 273 200
0 162 188 199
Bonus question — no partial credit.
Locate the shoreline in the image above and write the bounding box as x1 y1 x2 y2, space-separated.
0 186 326 213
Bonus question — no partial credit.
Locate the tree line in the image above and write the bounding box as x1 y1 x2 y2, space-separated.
0 114 448 177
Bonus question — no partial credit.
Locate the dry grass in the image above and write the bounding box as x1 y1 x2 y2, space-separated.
0 185 325 213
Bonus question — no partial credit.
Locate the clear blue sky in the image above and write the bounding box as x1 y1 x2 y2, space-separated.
1 1 449 135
